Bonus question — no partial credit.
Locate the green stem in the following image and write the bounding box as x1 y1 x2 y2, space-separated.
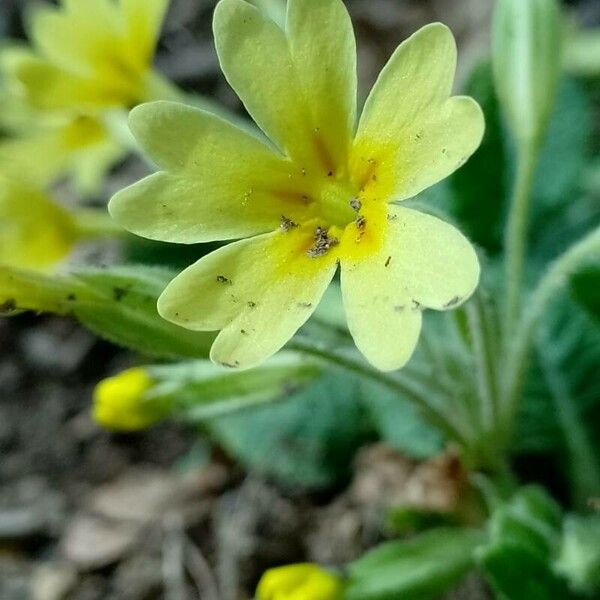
504 141 540 336
466 294 500 435
72 208 127 240
500 225 600 445
287 337 472 450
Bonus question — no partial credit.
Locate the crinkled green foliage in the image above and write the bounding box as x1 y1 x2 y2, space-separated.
205 372 370 488
346 527 485 600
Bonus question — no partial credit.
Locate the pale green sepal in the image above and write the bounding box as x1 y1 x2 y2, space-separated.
492 0 562 144
148 352 320 420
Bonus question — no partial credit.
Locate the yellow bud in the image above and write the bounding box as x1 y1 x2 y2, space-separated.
0 177 76 271
93 367 162 431
256 564 344 600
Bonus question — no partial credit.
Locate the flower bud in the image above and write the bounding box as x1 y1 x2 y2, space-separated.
492 0 562 145
93 367 167 431
256 563 344 600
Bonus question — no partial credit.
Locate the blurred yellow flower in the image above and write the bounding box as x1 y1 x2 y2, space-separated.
0 176 77 271
0 112 124 195
93 367 164 431
256 564 344 600
110 0 484 371
3 0 174 113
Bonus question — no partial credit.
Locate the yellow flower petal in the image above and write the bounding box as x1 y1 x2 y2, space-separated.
341 206 480 371
122 0 169 68
19 0 167 110
213 0 356 173
11 53 126 110
0 177 76 271
354 23 484 200
0 114 124 195
158 230 337 369
28 0 120 75
110 101 308 243
286 0 357 171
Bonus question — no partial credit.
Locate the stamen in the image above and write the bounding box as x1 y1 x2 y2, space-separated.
307 226 339 258
280 215 298 232
349 198 362 212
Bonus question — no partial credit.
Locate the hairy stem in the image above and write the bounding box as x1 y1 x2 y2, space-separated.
287 337 472 448
504 141 540 335
466 294 500 436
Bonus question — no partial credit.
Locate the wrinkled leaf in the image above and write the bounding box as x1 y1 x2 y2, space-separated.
346 527 484 600
0 264 214 358
205 373 369 488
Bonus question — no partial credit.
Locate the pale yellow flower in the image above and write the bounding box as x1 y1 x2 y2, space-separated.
110 0 484 371
3 0 172 112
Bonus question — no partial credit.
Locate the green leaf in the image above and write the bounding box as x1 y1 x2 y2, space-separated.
0 264 214 358
488 487 562 562
362 381 443 459
345 528 484 600
205 373 369 488
72 266 215 358
570 262 600 323
477 486 570 600
516 296 600 507
477 543 571 600
554 514 600 595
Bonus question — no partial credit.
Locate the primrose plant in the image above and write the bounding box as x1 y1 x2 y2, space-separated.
1 0 599 599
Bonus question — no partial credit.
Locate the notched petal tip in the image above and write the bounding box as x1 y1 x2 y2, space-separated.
128 100 179 143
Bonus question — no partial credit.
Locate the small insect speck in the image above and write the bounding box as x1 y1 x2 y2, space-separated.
350 198 361 212
240 329 247 335
247 301 257 308
0 298 17 313
356 215 366 230
327 171 333 177
221 361 240 368
113 287 128 301
411 300 421 310
387 213 398 221
444 296 461 308
67 293 77 301
297 302 312 308
385 256 391 267
216 275 231 284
